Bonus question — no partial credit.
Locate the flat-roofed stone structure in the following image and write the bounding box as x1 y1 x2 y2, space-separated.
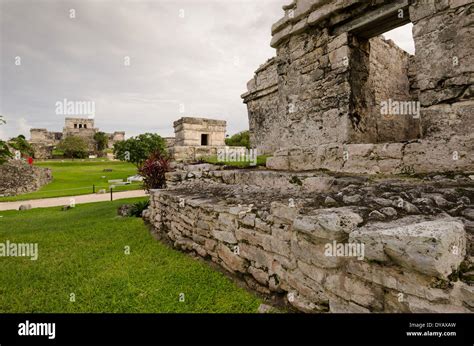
174 117 226 147
169 117 236 162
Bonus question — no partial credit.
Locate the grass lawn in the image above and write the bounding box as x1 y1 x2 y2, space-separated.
201 155 269 168
0 160 141 202
0 197 262 313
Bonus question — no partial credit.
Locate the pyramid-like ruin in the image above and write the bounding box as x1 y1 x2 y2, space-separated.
30 117 125 158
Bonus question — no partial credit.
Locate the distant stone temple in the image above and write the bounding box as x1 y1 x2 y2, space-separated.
30 117 125 158
167 117 228 161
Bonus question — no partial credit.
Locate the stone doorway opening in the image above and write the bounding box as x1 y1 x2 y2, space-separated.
347 10 420 144
201 134 208 146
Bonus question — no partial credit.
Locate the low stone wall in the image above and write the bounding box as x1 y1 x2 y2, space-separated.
169 145 248 163
0 160 52 196
147 174 474 313
267 136 474 174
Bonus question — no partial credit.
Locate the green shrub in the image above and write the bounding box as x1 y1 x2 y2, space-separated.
57 136 88 158
225 131 250 149
130 200 150 217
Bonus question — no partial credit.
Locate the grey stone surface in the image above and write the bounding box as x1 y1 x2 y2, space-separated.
0 160 52 196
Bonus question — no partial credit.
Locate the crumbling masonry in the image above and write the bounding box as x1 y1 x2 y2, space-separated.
147 0 474 313
242 0 473 174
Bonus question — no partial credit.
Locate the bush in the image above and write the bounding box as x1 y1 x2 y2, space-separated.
0 140 12 165
0 117 12 164
138 151 170 191
8 135 34 157
93 132 109 154
225 131 250 149
114 133 166 167
130 200 150 217
57 136 88 158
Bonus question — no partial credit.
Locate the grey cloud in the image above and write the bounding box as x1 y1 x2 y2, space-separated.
1 0 283 139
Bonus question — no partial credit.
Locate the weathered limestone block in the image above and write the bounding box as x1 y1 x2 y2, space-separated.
329 296 370 313
350 218 466 279
248 266 269 285
239 243 274 270
347 261 451 302
286 291 327 313
293 208 363 242
270 202 300 222
211 229 237 244
292 235 346 269
404 294 470 313
324 274 384 311
285 269 329 307
217 244 247 273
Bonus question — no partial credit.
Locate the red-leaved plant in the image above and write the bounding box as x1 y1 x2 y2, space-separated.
138 150 170 191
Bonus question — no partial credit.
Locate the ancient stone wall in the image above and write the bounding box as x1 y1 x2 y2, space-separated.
30 129 62 145
267 137 474 174
241 58 280 154
107 131 126 149
147 170 474 313
0 160 52 196
64 117 95 130
242 0 473 173
410 0 474 140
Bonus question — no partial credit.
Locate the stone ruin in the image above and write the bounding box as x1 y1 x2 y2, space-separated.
30 117 125 159
242 0 473 175
0 160 52 197
145 0 474 313
167 117 245 162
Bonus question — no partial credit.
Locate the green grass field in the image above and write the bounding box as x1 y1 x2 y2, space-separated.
0 160 141 202
0 198 262 313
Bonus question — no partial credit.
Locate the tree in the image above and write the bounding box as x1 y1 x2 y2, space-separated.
138 151 170 191
0 116 12 165
93 132 109 153
113 133 166 167
225 130 250 149
57 136 88 158
8 135 34 157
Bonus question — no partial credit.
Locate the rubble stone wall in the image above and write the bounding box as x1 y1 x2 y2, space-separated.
0 160 52 196
148 182 473 312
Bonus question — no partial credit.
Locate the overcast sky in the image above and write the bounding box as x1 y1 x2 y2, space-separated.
0 0 414 140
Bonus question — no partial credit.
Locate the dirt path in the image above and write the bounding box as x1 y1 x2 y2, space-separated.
0 190 148 211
